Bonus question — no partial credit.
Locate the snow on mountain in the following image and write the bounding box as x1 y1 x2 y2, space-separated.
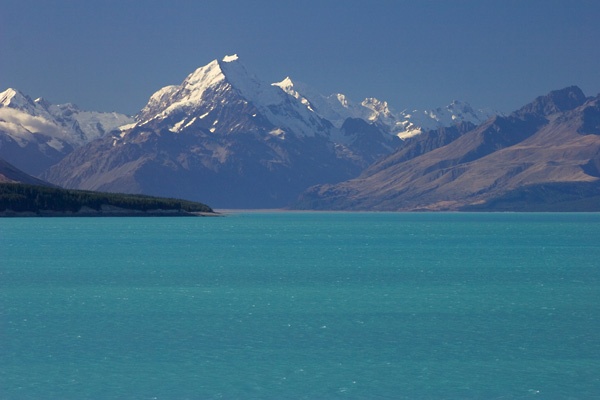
273 78 369 127
0 88 133 146
396 101 498 139
1 88 48 117
0 87 133 175
273 78 497 139
136 55 331 138
0 89 75 148
47 102 133 142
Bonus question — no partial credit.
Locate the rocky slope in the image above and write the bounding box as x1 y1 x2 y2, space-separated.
0 158 52 186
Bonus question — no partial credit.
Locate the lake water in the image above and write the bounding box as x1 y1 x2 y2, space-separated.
1 212 599 399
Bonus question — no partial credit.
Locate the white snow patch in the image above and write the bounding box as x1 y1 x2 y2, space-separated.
222 54 239 62
184 117 197 128
170 119 187 133
269 128 286 139
119 122 137 131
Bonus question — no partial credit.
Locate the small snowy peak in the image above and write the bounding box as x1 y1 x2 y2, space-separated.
395 100 497 138
273 77 315 111
0 88 28 107
276 76 295 89
273 77 299 98
222 54 239 62
361 98 398 127
362 98 390 116
0 88 52 118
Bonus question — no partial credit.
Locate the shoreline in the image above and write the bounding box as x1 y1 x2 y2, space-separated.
0 207 221 218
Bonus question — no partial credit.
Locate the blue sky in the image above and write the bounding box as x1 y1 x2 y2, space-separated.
1 0 598 115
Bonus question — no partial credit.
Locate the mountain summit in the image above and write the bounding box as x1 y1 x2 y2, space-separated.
136 55 331 138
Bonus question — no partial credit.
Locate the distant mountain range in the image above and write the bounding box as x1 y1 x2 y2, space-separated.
275 77 495 139
1 55 598 210
33 55 494 208
295 86 600 211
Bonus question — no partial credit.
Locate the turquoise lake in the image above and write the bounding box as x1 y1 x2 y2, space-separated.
1 212 599 399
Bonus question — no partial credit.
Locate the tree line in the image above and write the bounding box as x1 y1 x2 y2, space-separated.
0 183 213 213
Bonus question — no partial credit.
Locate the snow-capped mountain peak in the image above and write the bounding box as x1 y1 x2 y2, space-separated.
137 55 251 122
222 54 239 62
273 77 316 112
136 55 332 137
180 54 268 106
0 88 29 108
0 88 51 118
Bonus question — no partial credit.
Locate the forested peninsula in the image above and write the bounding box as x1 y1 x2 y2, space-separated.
0 183 216 217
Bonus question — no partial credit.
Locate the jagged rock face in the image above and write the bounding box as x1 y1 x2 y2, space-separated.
294 87 600 211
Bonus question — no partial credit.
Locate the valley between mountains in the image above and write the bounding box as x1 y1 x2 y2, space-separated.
1 55 599 211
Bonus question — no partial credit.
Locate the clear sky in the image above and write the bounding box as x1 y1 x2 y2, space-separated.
1 0 598 115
